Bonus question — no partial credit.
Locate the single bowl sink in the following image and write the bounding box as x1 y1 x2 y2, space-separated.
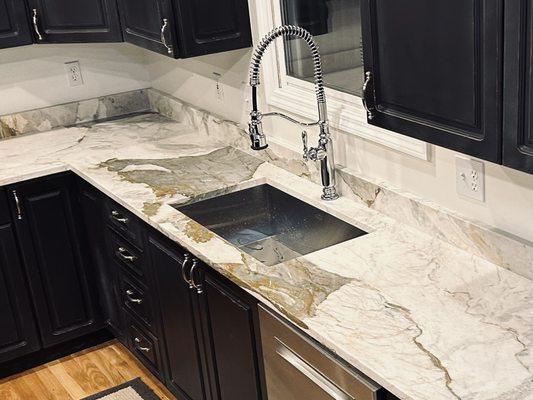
175 184 367 266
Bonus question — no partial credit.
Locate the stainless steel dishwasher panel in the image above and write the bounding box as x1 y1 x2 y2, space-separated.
259 305 382 400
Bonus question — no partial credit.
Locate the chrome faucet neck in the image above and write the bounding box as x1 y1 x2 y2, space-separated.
248 25 339 201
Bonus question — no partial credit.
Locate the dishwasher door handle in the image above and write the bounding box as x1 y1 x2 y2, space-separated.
276 339 354 400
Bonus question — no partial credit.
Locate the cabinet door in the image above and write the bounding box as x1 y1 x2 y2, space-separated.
149 234 207 400
0 0 32 49
503 0 533 174
173 0 252 57
27 0 122 43
200 272 262 400
78 180 123 337
0 221 41 363
9 173 102 348
116 0 176 57
361 0 503 162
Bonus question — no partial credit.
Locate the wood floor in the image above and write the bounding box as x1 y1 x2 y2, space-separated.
0 340 175 400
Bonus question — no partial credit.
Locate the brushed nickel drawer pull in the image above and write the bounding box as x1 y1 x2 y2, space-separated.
189 259 203 295
181 253 193 288
111 210 129 224
134 337 150 352
32 9 43 41
362 71 376 120
118 247 136 262
160 18 172 54
12 190 22 220
126 290 143 304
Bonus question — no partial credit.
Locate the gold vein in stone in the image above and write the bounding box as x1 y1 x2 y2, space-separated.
384 302 462 400
184 220 214 244
218 256 353 328
99 147 264 200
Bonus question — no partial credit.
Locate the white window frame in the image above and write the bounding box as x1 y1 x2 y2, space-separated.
255 0 429 160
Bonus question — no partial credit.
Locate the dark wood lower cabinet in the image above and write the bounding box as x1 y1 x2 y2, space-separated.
149 234 208 400
0 174 263 397
0 174 264 399
78 180 124 337
8 173 103 348
0 174 401 399
149 231 263 400
0 221 41 363
200 272 263 400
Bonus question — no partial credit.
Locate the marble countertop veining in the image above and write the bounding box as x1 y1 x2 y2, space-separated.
0 113 532 400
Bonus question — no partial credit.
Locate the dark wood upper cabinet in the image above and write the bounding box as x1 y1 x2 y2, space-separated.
0 220 41 363
172 0 252 57
8 173 103 348
116 0 177 57
27 0 122 43
361 0 503 162
116 0 251 58
0 0 32 49
503 0 533 174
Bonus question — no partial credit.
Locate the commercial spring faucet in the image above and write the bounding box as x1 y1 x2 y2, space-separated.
248 25 339 201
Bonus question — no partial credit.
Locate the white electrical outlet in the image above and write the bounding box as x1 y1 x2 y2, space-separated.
65 61 84 87
456 156 485 202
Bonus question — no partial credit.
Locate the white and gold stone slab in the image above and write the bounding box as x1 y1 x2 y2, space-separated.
4 87 531 282
0 108 531 400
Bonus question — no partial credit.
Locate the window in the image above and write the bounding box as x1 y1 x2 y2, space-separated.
281 0 363 96
255 0 429 160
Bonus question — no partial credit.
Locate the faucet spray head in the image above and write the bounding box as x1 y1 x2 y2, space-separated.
249 112 268 150
249 124 268 150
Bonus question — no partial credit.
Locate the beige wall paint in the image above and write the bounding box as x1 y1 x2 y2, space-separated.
0 43 150 115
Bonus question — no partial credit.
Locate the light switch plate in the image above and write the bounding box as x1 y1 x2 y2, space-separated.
456 156 485 202
65 61 84 87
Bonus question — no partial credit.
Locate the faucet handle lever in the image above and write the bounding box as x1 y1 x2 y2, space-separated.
302 131 309 161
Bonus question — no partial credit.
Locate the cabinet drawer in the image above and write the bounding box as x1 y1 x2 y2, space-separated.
120 273 154 331
104 199 143 248
126 315 162 376
107 228 146 280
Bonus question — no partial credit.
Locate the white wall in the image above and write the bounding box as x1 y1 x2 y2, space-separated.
0 43 150 115
147 48 253 125
144 8 533 244
2 15 533 244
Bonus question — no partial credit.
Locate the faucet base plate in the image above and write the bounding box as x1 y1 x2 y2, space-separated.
321 187 339 201
251 144 269 151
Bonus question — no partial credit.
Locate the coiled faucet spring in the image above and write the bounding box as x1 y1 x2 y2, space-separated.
248 25 339 201
249 25 326 104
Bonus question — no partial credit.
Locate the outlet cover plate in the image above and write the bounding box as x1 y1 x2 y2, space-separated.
456 156 485 202
64 61 84 87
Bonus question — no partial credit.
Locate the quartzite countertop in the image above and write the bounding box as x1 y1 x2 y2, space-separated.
0 113 531 400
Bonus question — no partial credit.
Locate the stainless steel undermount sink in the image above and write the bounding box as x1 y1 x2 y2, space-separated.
175 184 367 266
